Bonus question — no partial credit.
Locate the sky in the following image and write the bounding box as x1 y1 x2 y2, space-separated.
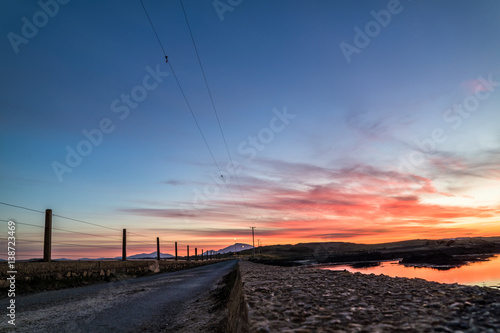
1 0 500 259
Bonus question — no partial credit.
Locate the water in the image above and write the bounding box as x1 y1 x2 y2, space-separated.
319 254 500 288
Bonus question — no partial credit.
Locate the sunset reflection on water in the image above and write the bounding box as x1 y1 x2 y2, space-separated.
319 255 500 287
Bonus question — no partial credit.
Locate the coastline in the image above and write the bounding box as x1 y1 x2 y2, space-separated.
238 260 500 332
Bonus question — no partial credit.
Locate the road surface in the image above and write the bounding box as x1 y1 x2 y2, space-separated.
0 260 237 332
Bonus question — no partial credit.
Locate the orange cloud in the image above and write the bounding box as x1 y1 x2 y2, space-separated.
119 160 500 247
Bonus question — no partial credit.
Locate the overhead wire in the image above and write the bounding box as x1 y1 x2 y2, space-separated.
0 214 122 241
1 3 255 257
179 0 250 212
0 219 43 228
140 0 168 57
52 214 147 238
52 214 123 232
0 202 44 214
0 201 148 238
139 0 239 205
14 238 121 249
1 208 163 259
52 226 122 241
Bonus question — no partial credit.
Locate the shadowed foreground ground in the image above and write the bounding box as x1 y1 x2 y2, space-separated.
0 260 237 332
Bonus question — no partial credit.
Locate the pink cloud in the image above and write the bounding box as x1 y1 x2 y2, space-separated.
461 78 492 94
119 159 500 245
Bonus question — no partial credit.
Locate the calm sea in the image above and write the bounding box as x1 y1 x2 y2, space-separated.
319 254 500 288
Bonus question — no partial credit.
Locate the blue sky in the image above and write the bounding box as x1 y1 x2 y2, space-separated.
1 0 500 259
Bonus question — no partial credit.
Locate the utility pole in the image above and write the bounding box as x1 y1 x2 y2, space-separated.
250 226 256 258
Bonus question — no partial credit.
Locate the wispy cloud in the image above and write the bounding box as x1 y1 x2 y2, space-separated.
119 157 500 243
163 180 187 186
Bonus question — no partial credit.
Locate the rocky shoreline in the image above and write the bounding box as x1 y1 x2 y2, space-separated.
239 261 500 332
245 237 500 269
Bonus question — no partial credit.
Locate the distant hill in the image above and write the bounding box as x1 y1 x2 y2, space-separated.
123 252 174 259
12 237 498 262
204 243 253 255
246 236 500 265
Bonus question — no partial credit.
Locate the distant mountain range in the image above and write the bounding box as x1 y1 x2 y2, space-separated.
9 243 254 261
204 243 253 254
9 237 496 262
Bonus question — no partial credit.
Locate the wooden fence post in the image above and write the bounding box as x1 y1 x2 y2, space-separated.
122 229 126 261
157 237 160 260
175 242 178 261
187 245 190 261
43 209 52 262
195 248 198 261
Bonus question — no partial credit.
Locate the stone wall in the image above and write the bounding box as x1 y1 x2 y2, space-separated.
0 259 226 294
226 262 249 333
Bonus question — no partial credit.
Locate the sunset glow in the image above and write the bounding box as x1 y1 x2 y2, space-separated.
321 255 500 287
1 1 500 259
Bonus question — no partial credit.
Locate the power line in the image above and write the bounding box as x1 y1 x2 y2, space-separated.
179 0 250 212
140 0 218 169
52 214 123 232
140 0 167 57
0 202 140 236
0 220 121 241
13 238 121 249
0 219 43 228
53 214 147 237
0 202 148 237
50 215 147 238
0 202 44 214
127 230 152 238
53 242 121 249
52 226 121 241
140 0 239 205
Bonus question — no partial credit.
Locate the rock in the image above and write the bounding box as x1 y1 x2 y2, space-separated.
148 262 160 273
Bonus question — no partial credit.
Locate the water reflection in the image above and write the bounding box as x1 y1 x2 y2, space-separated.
319 254 500 287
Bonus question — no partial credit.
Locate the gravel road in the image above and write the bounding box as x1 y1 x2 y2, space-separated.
0 260 237 332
